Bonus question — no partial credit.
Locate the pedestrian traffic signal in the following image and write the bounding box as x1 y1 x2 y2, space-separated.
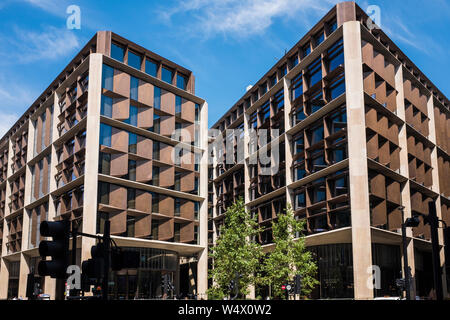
81 243 105 280
38 220 70 278
294 274 302 295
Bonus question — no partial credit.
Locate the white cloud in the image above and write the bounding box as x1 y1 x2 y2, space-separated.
0 112 20 138
0 25 80 64
160 0 339 38
22 0 68 17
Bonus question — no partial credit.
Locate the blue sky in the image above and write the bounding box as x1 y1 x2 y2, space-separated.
0 0 449 134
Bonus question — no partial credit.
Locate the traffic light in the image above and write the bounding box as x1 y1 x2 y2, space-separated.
26 273 39 300
38 220 70 278
81 243 105 280
228 279 235 294
111 248 140 271
294 274 302 295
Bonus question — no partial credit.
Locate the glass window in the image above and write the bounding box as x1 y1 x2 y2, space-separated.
162 66 173 84
177 74 187 90
99 123 111 147
101 95 113 117
272 89 284 114
315 30 325 47
260 82 268 96
291 73 303 101
269 74 277 88
152 114 160 134
99 152 111 175
153 141 160 160
152 193 159 213
151 220 159 239
302 43 311 58
174 223 180 242
102 65 114 91
98 182 110 204
152 167 159 186
307 57 322 88
328 20 338 34
295 192 306 209
309 90 324 114
128 50 142 70
175 96 182 115
130 76 139 101
294 135 304 154
309 123 324 145
124 105 138 127
128 160 136 181
194 202 199 220
328 39 344 72
195 104 200 123
145 58 158 77
127 188 136 209
128 132 137 154
174 198 181 216
330 77 346 100
311 180 326 203
289 54 299 69
111 42 124 62
154 87 161 109
280 64 287 78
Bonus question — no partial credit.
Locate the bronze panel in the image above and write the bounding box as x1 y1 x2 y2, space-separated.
135 214 152 237
113 69 130 98
161 89 175 115
159 166 174 188
137 135 152 159
136 159 152 183
137 106 153 129
158 218 174 240
160 115 175 137
159 196 174 217
160 143 173 165
110 210 127 235
111 127 128 152
180 172 194 193
110 153 128 177
181 99 195 123
112 98 130 120
180 222 194 243
110 184 127 209
180 200 194 220
138 80 154 106
135 190 151 213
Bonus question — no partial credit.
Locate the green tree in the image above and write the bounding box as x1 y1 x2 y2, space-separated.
207 198 263 299
261 205 318 299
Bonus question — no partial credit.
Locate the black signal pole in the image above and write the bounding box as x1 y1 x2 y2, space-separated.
401 219 411 300
70 223 78 297
428 202 443 301
102 220 111 300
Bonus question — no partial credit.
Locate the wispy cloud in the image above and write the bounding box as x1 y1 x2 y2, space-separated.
0 25 80 64
22 0 69 17
0 75 37 109
0 112 20 138
159 0 339 39
382 16 444 57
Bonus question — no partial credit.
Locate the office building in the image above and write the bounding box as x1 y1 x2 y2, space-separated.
209 1 449 299
0 31 209 300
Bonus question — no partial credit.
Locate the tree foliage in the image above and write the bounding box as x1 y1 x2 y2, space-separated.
261 205 318 299
207 198 263 299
